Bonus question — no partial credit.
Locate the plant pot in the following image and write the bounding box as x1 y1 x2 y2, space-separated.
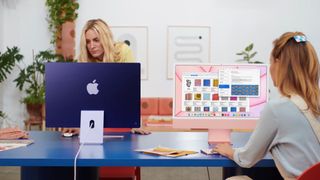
26 103 43 122
57 21 75 60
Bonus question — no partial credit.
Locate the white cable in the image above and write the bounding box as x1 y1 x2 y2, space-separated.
74 143 84 180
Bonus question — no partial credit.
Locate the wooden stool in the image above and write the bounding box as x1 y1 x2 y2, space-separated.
24 116 44 131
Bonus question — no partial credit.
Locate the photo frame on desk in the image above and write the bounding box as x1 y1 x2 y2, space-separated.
167 26 211 79
111 26 149 80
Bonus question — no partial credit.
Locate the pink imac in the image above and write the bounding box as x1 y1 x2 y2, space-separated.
173 64 268 144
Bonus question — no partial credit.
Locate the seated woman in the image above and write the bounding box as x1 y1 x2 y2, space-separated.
214 32 320 179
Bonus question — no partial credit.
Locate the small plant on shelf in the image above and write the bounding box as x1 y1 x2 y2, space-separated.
236 43 263 64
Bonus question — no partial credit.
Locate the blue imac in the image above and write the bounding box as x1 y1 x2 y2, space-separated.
45 62 141 128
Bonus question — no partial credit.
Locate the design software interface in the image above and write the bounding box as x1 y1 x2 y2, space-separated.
175 64 268 119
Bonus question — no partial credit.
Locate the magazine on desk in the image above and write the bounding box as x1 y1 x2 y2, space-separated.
135 146 198 157
0 139 34 152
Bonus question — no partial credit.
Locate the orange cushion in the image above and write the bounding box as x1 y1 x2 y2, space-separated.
141 98 159 115
158 98 173 115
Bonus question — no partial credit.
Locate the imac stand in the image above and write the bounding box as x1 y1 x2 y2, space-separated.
80 110 104 144
208 129 232 145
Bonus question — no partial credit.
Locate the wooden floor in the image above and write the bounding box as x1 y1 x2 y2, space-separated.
0 167 20 180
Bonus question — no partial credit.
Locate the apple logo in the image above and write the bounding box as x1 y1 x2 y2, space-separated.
86 79 99 95
89 120 95 129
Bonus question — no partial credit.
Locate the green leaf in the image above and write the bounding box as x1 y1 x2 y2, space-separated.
0 46 24 83
245 43 254 52
0 110 7 119
253 61 264 64
236 52 245 56
249 51 257 59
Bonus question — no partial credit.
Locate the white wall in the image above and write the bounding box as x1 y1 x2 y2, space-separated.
0 3 4 118
76 0 320 97
1 0 320 127
0 3 3 50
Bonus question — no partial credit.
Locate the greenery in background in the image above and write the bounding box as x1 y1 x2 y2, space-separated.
14 50 64 104
0 47 24 118
0 111 6 119
0 47 24 83
236 43 263 64
45 0 79 44
1 1 79 124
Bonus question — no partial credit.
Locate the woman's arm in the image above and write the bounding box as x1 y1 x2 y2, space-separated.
215 103 278 168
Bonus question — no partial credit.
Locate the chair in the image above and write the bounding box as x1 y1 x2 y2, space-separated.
297 162 320 180
99 167 140 180
99 97 173 180
99 128 140 180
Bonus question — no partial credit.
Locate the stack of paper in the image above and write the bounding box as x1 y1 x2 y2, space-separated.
135 146 197 157
0 139 34 152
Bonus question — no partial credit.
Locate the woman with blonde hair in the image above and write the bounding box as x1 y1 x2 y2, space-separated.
64 18 149 135
214 32 320 179
61 18 149 180
78 18 134 62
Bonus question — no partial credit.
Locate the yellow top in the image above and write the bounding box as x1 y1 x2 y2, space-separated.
114 42 134 62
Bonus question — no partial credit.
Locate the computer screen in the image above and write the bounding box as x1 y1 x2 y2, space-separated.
45 62 141 128
173 64 268 144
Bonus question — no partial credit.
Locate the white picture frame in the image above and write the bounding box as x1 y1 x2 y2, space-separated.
167 26 211 79
111 26 149 80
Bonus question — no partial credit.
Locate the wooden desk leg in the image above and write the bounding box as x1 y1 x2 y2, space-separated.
42 121 46 131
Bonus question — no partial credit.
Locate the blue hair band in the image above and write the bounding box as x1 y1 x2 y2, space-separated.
293 35 307 43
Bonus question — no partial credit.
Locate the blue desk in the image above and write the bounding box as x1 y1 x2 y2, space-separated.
0 131 274 167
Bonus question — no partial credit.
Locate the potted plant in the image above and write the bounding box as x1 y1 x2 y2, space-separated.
45 0 79 43
236 43 263 64
14 50 63 126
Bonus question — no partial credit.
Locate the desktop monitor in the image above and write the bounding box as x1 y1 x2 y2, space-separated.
45 62 140 128
173 64 268 144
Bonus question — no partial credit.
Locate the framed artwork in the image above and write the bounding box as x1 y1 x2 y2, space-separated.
111 26 148 80
167 26 211 79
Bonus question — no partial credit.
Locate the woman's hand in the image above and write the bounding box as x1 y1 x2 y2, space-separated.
213 143 235 160
131 128 151 135
61 128 80 135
